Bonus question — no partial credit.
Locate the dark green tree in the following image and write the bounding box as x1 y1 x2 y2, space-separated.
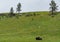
16 3 21 14
49 0 58 15
9 7 14 17
10 7 14 14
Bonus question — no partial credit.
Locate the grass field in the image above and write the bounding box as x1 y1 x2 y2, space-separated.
0 11 60 42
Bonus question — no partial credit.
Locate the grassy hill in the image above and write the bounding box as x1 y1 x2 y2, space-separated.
0 11 60 42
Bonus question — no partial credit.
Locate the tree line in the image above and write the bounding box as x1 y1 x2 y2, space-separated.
0 0 58 18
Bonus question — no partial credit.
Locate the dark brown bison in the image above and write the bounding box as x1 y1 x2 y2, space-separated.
36 37 42 40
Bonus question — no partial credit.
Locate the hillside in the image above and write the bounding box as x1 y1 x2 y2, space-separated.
0 11 60 42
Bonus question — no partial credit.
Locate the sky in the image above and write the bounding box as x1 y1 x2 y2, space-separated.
0 0 60 13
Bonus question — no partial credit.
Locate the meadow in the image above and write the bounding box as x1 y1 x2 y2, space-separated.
0 11 60 42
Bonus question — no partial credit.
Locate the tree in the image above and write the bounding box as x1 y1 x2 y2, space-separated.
16 3 21 14
49 0 58 15
9 7 14 17
10 7 14 14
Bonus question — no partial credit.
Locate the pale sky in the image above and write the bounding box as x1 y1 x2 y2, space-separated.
0 0 60 13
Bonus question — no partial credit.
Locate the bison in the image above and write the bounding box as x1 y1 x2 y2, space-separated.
36 37 42 40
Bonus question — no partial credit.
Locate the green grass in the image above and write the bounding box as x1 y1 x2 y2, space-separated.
0 11 60 42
